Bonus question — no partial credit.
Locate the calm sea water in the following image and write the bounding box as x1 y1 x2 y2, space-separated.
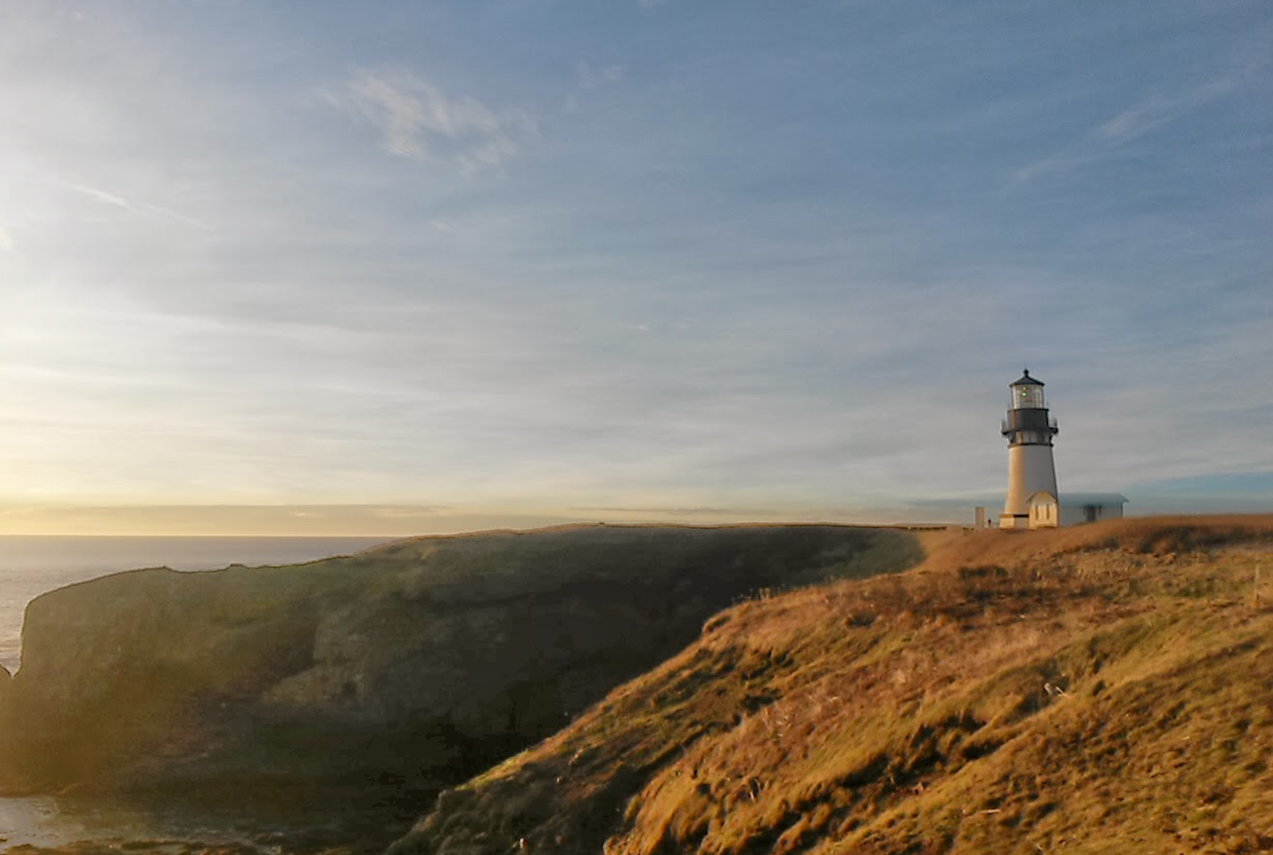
0 536 393 675
0 789 403 851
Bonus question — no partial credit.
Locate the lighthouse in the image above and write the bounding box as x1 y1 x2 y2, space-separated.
999 369 1059 530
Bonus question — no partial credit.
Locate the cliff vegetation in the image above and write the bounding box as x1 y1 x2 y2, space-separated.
390 516 1273 855
0 523 919 823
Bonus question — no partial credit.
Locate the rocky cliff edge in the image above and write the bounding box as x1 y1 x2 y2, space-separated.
0 523 921 810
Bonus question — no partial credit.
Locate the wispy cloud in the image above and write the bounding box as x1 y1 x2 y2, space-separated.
1013 77 1236 184
564 60 626 113
571 505 766 516
67 183 144 212
63 182 212 231
333 67 534 172
1094 79 1234 145
369 506 452 520
576 60 626 90
0 227 12 252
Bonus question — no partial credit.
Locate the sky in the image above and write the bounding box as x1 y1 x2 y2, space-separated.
0 1 1270 535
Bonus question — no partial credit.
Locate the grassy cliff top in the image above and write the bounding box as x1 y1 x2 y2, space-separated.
392 514 1273 855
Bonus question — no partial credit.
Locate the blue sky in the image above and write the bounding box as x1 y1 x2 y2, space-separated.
0 1 1270 533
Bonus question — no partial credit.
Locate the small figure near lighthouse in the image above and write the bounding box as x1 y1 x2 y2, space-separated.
999 369 1059 530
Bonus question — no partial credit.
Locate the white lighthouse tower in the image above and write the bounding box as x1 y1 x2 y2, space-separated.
999 369 1059 530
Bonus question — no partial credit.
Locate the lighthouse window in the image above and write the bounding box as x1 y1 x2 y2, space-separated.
1013 386 1045 409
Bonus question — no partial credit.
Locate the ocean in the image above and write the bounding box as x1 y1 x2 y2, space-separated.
0 536 394 675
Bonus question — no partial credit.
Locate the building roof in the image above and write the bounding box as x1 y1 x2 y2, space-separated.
1059 492 1129 506
1009 369 1044 387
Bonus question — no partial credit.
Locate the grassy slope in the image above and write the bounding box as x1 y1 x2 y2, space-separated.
391 516 1273 855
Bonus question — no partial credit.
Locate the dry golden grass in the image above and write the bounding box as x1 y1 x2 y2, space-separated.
390 515 1273 855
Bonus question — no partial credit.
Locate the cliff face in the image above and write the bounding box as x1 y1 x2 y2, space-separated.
0 524 921 801
389 516 1273 855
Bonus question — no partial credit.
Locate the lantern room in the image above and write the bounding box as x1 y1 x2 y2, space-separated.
1010 370 1046 410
